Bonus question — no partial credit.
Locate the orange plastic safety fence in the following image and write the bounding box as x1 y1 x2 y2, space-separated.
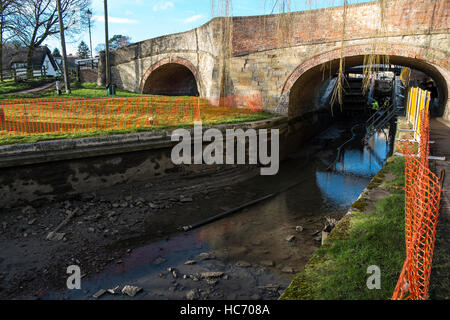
0 95 261 137
392 110 442 300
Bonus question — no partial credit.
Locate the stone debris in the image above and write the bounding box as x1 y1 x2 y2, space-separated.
45 209 78 240
180 195 193 203
107 286 121 295
251 240 262 246
295 226 304 232
206 279 218 286
153 257 166 265
260 260 275 267
121 285 143 297
285 235 295 242
148 202 159 209
172 271 178 278
46 232 65 241
22 206 36 215
281 266 295 274
190 274 200 281
258 284 280 291
184 260 196 265
323 217 338 233
197 252 215 260
236 261 251 268
28 219 36 226
200 272 224 279
92 289 107 299
186 289 200 300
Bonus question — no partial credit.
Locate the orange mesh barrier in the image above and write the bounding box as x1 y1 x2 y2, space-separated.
0 95 262 137
207 93 263 113
392 109 442 300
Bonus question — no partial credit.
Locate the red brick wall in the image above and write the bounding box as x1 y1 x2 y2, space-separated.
80 69 98 83
232 0 449 56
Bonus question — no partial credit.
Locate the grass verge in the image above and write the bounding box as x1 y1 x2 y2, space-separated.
0 77 54 95
0 112 273 146
0 82 144 99
281 156 406 300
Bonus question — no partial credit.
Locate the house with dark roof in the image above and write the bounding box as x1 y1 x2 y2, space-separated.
54 54 79 72
2 46 61 77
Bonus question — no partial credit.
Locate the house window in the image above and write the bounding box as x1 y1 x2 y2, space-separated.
12 63 26 69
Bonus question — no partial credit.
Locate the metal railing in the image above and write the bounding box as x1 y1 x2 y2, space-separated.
364 76 406 142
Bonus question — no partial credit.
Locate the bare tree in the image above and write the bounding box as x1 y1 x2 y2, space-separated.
10 0 90 78
0 0 18 81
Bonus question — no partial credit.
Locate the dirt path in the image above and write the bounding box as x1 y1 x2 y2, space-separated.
429 118 450 300
5 81 56 95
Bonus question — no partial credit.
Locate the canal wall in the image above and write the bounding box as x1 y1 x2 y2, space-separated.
0 113 331 208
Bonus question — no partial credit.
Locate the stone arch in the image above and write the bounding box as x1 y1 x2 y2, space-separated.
140 57 202 96
279 43 450 117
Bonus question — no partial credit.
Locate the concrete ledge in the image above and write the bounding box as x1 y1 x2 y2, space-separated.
0 117 287 169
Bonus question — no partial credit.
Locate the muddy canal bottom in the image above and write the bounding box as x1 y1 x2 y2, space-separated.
45 122 391 300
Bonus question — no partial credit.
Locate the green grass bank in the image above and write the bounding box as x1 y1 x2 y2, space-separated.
0 112 272 146
281 156 406 300
0 82 273 145
0 81 145 99
0 77 55 95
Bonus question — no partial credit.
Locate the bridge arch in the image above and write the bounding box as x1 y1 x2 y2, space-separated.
280 44 449 118
140 57 201 96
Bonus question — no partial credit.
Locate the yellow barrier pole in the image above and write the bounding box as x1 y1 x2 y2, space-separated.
415 89 423 141
410 88 417 127
406 88 412 122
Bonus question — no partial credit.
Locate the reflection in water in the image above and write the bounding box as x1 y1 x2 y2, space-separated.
336 131 389 176
317 131 391 206
316 172 370 207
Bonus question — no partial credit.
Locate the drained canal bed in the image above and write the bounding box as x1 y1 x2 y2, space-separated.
40 121 393 300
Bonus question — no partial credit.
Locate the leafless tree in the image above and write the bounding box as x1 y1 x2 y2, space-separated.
0 0 18 81
10 0 90 78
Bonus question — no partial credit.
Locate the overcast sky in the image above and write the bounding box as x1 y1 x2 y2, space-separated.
44 0 370 56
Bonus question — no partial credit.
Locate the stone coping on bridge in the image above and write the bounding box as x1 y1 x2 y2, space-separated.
0 116 287 169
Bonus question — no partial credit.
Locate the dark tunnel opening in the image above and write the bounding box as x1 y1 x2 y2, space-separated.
288 55 448 119
142 63 199 96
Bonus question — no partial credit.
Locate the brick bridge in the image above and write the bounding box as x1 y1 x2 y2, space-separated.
97 0 450 121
